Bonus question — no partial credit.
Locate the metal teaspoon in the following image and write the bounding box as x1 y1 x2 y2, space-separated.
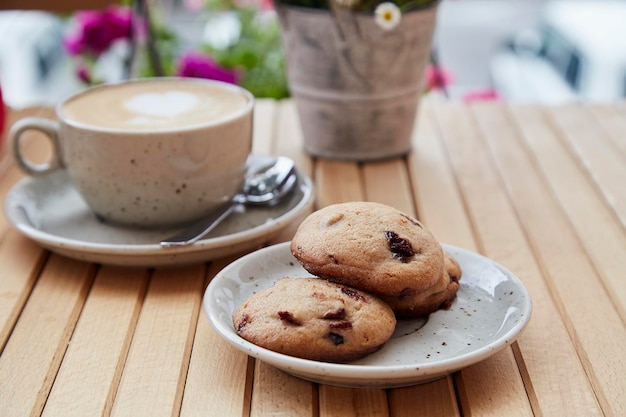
160 156 297 247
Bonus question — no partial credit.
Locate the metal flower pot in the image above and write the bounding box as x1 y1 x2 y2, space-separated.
276 4 438 160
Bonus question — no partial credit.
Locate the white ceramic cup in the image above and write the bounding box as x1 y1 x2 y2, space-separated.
10 77 254 228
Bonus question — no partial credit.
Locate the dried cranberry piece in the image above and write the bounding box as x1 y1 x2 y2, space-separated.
341 287 366 302
399 287 416 299
329 321 352 330
237 313 250 334
384 231 415 262
323 308 346 320
328 332 344 345
278 310 301 325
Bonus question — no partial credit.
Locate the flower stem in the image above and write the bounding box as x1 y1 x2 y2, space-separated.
134 0 164 77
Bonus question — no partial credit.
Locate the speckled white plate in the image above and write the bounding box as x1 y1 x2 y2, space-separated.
204 242 532 388
4 156 313 267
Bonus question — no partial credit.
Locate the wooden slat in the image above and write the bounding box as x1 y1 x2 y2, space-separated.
408 103 475 248
0 161 28 235
361 128 460 416
250 362 315 417
314 160 362 208
586 104 626 159
110 265 205 417
429 101 533 417
41 266 149 417
273 101 313 179
466 102 603 417
388 378 459 417
313 155 393 416
319 387 388 417
252 99 278 156
180 259 253 417
507 104 626 322
362 159 415 216
0 231 46 349
244 101 317 417
268 101 314 245
0 255 95 417
547 104 626 229
472 101 626 417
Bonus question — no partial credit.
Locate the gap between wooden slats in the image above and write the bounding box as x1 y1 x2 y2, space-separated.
462 102 604 417
362 159 414 216
180 258 256 417
247 100 318 417
41 266 149 417
252 100 277 156
426 101 533 417
547 104 626 230
109 265 205 417
477 101 624 417
0 255 95 417
0 109 53 351
586 104 626 158
305 140 391 417
250 361 316 417
362 123 461 417
408 101 475 249
231 99 317 416
0 231 47 350
507 104 626 325
269 100 314 245
273 101 314 178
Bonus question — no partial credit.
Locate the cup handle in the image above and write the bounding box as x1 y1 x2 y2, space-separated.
10 117 63 176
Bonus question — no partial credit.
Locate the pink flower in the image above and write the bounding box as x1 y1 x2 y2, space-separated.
64 6 132 57
75 62 92 84
463 89 501 102
175 52 239 84
423 63 453 92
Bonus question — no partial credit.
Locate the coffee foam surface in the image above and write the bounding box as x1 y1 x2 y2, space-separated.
62 81 249 131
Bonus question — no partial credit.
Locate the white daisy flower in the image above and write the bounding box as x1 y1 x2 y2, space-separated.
374 2 402 31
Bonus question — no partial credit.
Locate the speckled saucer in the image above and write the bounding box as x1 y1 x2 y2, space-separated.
4 155 314 267
204 242 532 388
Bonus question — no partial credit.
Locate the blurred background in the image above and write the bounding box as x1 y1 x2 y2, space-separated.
0 0 624 109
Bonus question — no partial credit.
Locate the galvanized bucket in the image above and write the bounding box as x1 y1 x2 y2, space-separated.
276 4 438 160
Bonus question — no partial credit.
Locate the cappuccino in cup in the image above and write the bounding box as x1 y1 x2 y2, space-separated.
10 78 254 228
62 80 249 131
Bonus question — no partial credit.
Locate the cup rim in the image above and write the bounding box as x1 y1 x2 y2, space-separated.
56 77 254 134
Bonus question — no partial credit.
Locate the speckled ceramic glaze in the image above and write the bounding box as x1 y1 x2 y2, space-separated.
204 242 532 388
9 78 254 228
3 157 314 267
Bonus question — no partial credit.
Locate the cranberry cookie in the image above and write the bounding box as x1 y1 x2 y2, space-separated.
382 251 462 318
233 278 396 363
290 202 444 298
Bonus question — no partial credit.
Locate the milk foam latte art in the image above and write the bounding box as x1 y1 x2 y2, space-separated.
61 81 249 131
10 78 254 228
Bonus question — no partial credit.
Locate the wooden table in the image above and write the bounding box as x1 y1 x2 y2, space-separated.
0 99 625 417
